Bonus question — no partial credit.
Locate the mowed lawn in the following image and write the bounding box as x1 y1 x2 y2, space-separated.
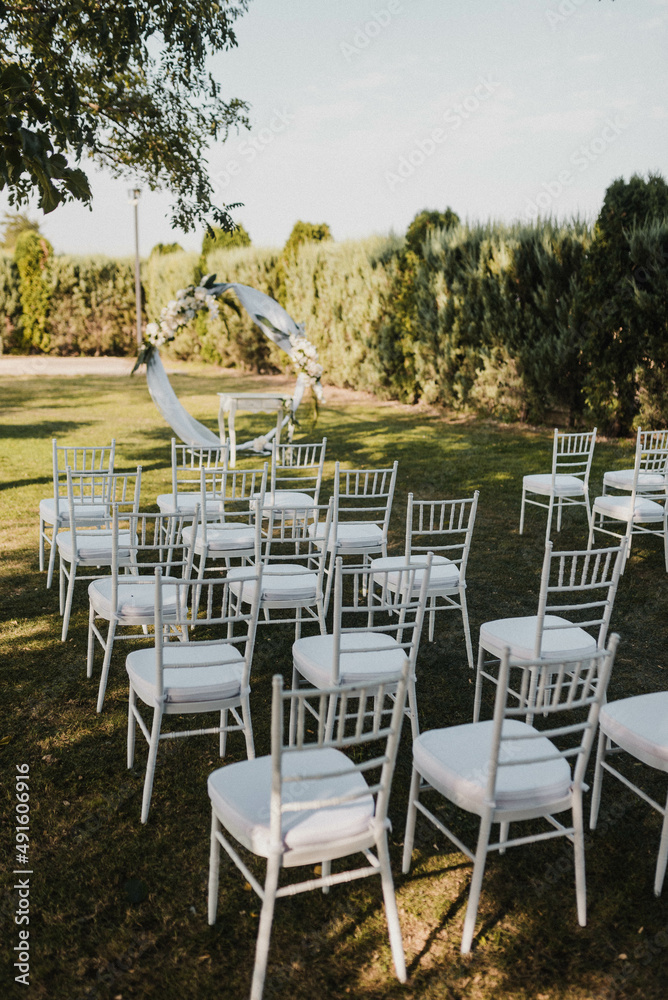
1 362 667 1000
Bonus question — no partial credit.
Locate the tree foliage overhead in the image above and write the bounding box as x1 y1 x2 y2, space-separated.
0 0 250 231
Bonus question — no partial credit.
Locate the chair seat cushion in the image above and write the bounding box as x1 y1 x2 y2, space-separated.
370 554 460 594
480 614 597 661
522 474 586 497
414 719 572 816
593 494 666 523
156 492 224 517
208 746 374 857
181 522 256 553
255 490 315 511
39 497 108 525
88 575 182 622
126 642 244 705
309 520 383 553
227 564 319 605
603 469 665 492
56 529 133 564
293 632 407 688
599 691 668 772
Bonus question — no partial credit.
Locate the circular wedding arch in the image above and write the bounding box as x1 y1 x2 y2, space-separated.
140 282 311 451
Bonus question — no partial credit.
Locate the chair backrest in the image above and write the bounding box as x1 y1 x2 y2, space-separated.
404 492 479 581
170 437 228 499
197 463 268 545
333 461 398 536
486 635 619 808
152 564 262 701
534 540 627 656
329 552 432 685
65 467 142 532
270 654 411 852
260 499 334 591
107 505 197 615
553 428 596 485
270 438 327 502
631 428 668 491
53 439 115 502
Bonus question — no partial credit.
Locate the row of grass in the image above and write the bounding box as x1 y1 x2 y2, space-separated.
1 362 667 1000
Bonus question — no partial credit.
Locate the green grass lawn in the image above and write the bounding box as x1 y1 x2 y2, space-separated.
1 364 667 1000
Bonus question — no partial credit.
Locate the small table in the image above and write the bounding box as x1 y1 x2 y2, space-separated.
218 392 292 468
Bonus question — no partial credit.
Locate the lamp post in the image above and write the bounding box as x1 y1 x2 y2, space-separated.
128 187 142 347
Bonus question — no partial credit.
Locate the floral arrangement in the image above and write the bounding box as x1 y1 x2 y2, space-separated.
288 331 324 403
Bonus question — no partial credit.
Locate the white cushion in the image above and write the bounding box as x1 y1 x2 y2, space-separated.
88 575 182 622
523 473 586 497
593 494 666 523
181 522 256 553
414 719 572 816
256 490 315 511
480 614 597 661
126 643 244 705
39 497 108 525
370 554 460 594
325 521 384 553
293 632 407 688
156 492 224 517
228 564 319 605
208 746 374 857
599 692 668 772
56 529 133 564
603 469 665 492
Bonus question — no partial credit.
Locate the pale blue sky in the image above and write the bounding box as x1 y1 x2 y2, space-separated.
5 0 667 255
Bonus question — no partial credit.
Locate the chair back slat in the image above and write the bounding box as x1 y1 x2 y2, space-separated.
534 540 626 655
488 636 619 804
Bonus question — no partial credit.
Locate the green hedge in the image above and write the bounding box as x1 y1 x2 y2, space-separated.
3 209 668 431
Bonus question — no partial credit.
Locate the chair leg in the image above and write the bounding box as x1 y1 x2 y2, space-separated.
407 675 420 740
461 813 493 954
519 488 526 535
653 788 668 897
208 810 222 925
140 705 163 824
241 697 255 760
498 821 509 855
250 852 281 1000
86 603 96 678
321 858 331 894
219 709 228 758
377 831 407 983
460 591 474 672
39 517 45 572
61 559 78 642
127 685 137 767
589 729 607 829
556 496 563 533
402 765 421 873
96 620 117 713
572 790 587 926
428 598 436 643
472 643 486 723
59 557 66 615
46 519 59 589
545 495 555 544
